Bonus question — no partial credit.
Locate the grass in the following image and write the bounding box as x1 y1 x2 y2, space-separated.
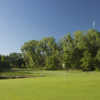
0 71 100 100
0 69 43 77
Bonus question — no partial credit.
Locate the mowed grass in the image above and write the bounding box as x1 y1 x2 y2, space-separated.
0 71 100 100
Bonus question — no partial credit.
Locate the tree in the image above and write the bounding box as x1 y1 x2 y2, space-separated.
9 53 25 68
0 55 11 72
73 31 87 69
21 40 41 68
86 29 100 57
60 33 75 69
95 49 100 70
80 50 94 71
39 37 61 69
19 29 100 71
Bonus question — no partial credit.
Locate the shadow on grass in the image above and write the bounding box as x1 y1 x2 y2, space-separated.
0 75 46 79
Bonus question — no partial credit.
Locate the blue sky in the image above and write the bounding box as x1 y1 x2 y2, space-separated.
0 0 100 54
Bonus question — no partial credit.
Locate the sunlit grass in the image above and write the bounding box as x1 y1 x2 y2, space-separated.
0 71 100 100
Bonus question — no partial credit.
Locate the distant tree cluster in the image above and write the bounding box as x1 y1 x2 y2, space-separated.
0 53 25 72
0 29 100 71
21 29 100 71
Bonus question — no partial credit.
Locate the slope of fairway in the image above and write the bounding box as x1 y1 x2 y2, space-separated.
0 71 100 100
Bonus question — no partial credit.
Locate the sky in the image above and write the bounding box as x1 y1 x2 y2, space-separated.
0 0 100 54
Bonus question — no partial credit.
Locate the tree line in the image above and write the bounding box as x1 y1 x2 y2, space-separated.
1 29 100 71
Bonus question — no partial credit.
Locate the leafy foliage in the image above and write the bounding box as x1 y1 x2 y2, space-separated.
1 29 100 71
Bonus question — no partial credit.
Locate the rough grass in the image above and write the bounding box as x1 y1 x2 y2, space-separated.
0 71 100 100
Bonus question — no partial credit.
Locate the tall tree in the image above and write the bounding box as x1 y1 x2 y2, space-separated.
60 33 75 69
21 40 41 68
39 37 60 69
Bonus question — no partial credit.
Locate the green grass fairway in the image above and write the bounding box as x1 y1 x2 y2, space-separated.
0 71 100 100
